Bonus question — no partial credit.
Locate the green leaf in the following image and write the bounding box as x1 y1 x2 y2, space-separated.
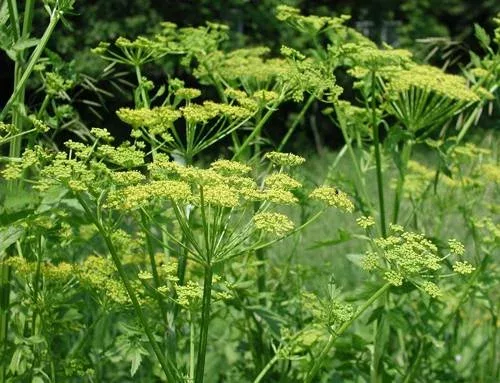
345 253 364 268
36 185 68 213
0 1 8 27
130 348 143 377
308 229 352 249
2 187 38 214
0 225 24 258
246 306 286 337
474 24 490 50
12 37 41 52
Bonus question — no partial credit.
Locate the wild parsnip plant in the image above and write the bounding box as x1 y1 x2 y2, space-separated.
0 2 499 383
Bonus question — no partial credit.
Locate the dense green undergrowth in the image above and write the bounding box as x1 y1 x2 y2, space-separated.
0 2 499 382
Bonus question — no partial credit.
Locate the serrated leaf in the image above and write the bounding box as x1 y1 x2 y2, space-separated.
469 51 482 68
345 253 364 267
2 188 38 214
246 306 286 336
474 24 490 49
0 1 9 26
0 225 24 258
12 37 40 52
130 349 143 377
36 185 68 213
308 229 352 249
152 85 166 101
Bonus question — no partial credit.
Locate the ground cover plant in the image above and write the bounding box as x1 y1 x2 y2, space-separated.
0 2 499 382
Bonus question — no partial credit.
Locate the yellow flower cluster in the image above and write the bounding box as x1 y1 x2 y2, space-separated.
448 239 465 256
264 173 302 190
309 186 354 213
90 128 114 142
265 151 306 167
109 154 307 211
181 101 253 123
209 159 251 176
279 49 342 102
77 256 129 305
97 144 145 168
377 231 441 275
301 292 354 328
452 261 475 275
174 280 202 310
45 72 73 96
387 64 480 102
30 117 50 133
174 87 201 100
421 281 442 298
106 180 192 210
356 215 375 229
343 42 413 72
2 257 73 283
193 46 290 88
253 212 294 236
0 122 15 136
276 5 351 35
117 106 181 136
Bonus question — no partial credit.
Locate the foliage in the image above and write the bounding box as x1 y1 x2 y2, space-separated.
0 2 499 383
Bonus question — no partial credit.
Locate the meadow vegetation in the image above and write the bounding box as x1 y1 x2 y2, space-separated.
0 2 499 382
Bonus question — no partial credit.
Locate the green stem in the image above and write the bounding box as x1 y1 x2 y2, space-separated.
1 8 62 121
370 71 387 237
76 195 176 382
36 95 51 119
140 212 169 322
21 0 35 38
392 141 413 225
135 65 149 108
232 107 275 160
402 340 424 383
253 354 279 383
30 235 44 337
305 283 391 382
0 261 12 383
276 94 315 152
194 265 213 383
333 107 374 214
190 311 196 382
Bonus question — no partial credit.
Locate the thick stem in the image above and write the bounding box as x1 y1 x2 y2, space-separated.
77 196 176 382
402 340 424 383
370 71 387 237
140 212 168 321
1 9 62 121
253 354 279 383
232 107 275 160
276 94 315 152
194 266 213 383
333 107 374 215
189 311 196 382
305 283 391 382
0 262 12 382
392 141 413 224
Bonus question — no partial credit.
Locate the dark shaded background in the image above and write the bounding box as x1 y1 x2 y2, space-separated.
2 0 499 152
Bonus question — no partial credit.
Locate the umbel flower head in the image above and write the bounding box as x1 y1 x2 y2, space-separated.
117 106 181 137
361 225 472 299
276 5 351 36
92 35 176 67
253 212 294 236
309 186 355 213
386 64 481 103
342 42 413 73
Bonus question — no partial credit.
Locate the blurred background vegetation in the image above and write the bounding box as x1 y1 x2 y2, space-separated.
1 0 499 152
